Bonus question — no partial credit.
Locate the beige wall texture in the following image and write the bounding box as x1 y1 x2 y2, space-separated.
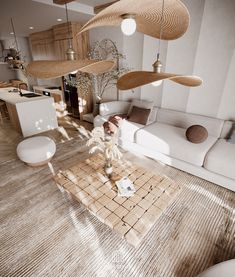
141 0 235 120
90 0 235 121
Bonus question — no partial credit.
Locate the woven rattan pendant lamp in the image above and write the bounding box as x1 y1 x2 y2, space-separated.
117 0 202 90
79 0 190 40
26 4 115 79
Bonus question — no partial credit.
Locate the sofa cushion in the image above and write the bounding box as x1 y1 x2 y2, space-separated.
135 122 218 166
157 108 224 138
220 121 234 139
99 101 130 116
93 114 110 127
128 106 151 125
119 119 144 143
204 139 235 180
227 123 235 144
128 99 154 125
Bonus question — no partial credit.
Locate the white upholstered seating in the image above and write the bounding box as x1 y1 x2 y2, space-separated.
94 101 235 191
17 136 56 166
204 139 235 180
136 123 218 166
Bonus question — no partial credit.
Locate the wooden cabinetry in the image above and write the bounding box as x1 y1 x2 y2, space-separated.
29 22 92 117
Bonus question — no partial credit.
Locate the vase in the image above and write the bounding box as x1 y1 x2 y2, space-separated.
104 158 113 177
93 102 100 116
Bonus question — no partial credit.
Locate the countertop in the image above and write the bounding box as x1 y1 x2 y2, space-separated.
33 86 62 96
0 87 51 105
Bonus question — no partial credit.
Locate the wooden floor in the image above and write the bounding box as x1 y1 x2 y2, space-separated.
0 115 92 164
0 116 235 277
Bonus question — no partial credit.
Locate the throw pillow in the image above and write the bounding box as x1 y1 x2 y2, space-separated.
227 123 235 144
103 114 127 135
128 106 151 125
127 99 154 124
186 125 208 143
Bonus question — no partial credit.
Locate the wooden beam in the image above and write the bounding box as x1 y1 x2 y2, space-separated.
53 0 74 5
94 1 119 14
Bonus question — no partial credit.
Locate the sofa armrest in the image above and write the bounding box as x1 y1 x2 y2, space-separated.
99 101 130 116
93 115 109 127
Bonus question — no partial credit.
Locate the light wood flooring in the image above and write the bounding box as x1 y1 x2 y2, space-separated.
0 116 235 277
0 115 92 164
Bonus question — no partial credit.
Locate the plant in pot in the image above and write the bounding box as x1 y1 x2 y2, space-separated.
79 126 122 177
89 39 127 115
67 39 128 116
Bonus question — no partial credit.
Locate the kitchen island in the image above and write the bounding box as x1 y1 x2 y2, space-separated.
0 87 58 137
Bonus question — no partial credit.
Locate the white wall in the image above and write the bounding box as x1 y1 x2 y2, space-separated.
161 0 205 111
186 0 235 119
89 0 235 121
1 37 32 63
217 48 235 120
0 36 35 87
0 63 17 81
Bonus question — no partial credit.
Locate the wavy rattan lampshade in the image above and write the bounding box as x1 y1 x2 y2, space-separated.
26 60 115 79
79 0 190 40
117 71 202 90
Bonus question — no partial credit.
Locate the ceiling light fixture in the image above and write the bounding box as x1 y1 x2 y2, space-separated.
121 14 136 36
26 4 116 79
117 0 203 90
79 0 190 40
65 3 76 62
7 18 25 70
57 18 62 22
29 26 34 30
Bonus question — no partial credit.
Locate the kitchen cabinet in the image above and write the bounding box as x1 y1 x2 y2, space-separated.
29 22 92 118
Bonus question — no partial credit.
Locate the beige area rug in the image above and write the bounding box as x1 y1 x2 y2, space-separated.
0 137 235 277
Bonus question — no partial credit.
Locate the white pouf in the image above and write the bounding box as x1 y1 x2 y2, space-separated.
197 259 235 277
17 136 56 166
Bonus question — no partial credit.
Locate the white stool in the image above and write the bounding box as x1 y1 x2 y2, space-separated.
197 259 235 277
17 136 56 166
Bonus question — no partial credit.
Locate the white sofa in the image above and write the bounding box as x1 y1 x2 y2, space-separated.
94 101 235 192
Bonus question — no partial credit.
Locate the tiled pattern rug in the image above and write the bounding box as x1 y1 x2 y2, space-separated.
54 154 181 247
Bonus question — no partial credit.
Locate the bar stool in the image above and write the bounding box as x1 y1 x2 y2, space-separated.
0 100 9 123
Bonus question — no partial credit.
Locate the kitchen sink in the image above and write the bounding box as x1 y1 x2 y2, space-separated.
23 93 42 98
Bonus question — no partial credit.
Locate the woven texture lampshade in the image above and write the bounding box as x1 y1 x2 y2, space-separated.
79 0 190 40
117 71 202 90
26 60 115 79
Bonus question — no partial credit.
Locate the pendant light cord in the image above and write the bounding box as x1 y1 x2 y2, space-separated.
10 18 19 53
157 0 165 60
65 4 72 48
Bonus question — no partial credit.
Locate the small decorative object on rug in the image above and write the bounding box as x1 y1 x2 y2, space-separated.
116 177 136 197
85 126 122 177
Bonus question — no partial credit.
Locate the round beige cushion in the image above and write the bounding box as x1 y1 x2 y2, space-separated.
186 125 208 143
17 136 56 166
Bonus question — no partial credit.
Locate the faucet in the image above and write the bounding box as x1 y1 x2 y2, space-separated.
18 85 23 97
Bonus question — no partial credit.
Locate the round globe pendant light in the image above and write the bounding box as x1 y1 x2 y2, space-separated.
121 14 136 36
117 0 203 90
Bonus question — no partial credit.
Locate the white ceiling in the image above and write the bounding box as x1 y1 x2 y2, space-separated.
0 0 114 38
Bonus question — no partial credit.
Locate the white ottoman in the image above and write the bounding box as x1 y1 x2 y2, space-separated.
197 259 235 277
17 136 56 166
